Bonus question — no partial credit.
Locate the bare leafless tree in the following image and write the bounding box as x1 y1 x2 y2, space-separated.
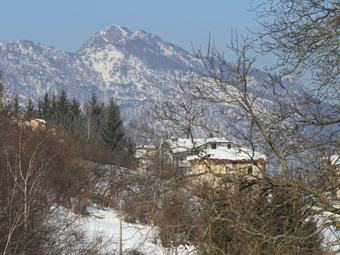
253 0 339 92
149 24 339 252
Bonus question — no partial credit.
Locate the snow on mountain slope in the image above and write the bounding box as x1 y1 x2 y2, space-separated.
0 24 274 123
0 40 105 103
78 25 200 72
78 25 203 117
0 25 205 120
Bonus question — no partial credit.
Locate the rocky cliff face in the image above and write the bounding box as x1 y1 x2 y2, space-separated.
78 25 205 116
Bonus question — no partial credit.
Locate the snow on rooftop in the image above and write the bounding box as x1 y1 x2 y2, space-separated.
166 137 232 153
32 118 46 124
166 137 266 162
168 138 203 153
187 146 266 162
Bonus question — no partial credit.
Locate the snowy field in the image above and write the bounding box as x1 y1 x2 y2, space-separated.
61 205 339 254
77 206 196 255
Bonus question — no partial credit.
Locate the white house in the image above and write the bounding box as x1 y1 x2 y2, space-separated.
161 137 267 180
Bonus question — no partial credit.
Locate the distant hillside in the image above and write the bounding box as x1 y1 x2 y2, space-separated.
0 24 276 123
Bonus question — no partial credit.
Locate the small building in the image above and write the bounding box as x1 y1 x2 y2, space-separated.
161 138 207 174
162 137 267 183
30 118 46 132
30 118 57 136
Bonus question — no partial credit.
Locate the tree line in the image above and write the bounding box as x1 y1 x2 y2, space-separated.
0 80 134 164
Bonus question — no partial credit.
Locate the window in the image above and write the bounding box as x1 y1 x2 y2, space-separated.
247 166 253 175
225 166 231 174
227 144 231 149
211 143 217 149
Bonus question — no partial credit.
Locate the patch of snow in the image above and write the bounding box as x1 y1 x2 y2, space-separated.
187 146 266 162
158 43 175 57
246 76 257 86
166 138 231 154
32 118 46 124
87 46 124 83
133 31 149 40
78 206 196 255
99 31 109 42
113 25 129 37
315 210 340 253
330 155 340 166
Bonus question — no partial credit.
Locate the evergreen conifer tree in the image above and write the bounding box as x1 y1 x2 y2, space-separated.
50 94 57 122
0 72 5 112
10 94 21 117
68 97 84 138
101 98 127 152
56 90 70 128
85 93 103 142
69 97 82 120
38 91 51 120
25 99 35 119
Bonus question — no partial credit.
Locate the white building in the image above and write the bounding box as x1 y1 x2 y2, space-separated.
161 137 267 179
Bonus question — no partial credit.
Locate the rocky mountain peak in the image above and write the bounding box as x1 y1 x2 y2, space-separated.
105 24 131 35
78 24 130 53
79 24 202 73
101 24 132 42
0 24 273 125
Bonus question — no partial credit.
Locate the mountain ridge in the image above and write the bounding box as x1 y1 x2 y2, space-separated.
0 24 269 123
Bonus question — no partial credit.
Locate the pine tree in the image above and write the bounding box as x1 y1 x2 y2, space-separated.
50 94 57 122
25 99 35 119
101 98 127 152
0 71 5 112
69 97 82 120
68 97 84 138
38 91 51 120
10 94 21 117
85 93 103 142
56 90 70 128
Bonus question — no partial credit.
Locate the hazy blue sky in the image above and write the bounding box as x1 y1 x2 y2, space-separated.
0 0 268 64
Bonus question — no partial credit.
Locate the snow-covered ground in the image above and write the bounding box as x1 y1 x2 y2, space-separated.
322 224 340 253
77 206 196 255
317 209 340 253
63 205 339 254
